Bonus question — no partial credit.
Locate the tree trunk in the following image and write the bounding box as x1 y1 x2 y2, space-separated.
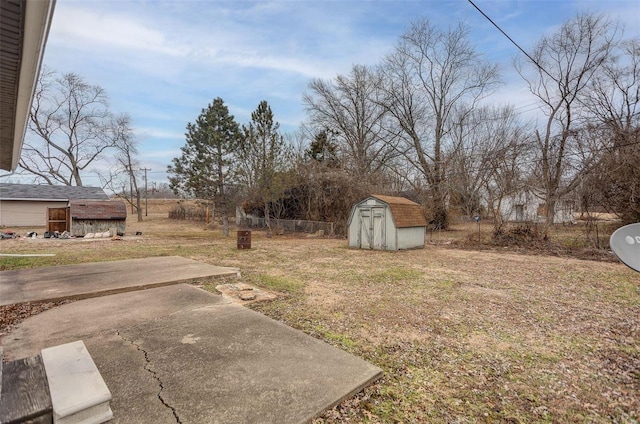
430 182 448 230
264 202 271 231
542 197 556 240
488 192 504 235
222 215 230 237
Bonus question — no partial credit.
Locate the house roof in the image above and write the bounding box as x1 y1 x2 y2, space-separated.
371 194 427 228
0 183 109 201
70 200 127 220
0 0 56 171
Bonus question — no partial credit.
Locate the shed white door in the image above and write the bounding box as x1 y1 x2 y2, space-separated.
359 207 385 249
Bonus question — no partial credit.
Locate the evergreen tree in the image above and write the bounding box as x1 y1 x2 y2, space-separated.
305 130 340 166
238 101 291 230
167 97 240 236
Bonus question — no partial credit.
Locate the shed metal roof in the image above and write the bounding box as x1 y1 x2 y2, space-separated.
70 200 127 220
0 183 109 201
370 194 427 228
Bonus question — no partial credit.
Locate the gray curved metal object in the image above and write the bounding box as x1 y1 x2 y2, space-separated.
610 223 640 273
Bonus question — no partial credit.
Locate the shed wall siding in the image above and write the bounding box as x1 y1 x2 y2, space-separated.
498 192 538 222
71 219 126 237
0 200 68 226
384 207 396 250
397 227 425 250
348 208 359 247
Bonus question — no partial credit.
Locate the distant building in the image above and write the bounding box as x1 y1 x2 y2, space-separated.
496 189 576 224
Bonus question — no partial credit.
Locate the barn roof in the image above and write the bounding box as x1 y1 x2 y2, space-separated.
70 200 127 220
0 183 109 201
371 194 427 228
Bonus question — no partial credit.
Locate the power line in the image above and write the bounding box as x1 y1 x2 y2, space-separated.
467 0 558 84
441 138 640 180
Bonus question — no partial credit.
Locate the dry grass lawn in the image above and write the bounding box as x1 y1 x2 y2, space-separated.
1 208 638 423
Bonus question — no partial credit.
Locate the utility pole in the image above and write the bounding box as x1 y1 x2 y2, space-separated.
141 168 151 217
126 165 134 214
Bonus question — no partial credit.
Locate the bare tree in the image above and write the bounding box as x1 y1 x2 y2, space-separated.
303 65 394 183
447 105 531 222
516 13 619 235
581 38 640 224
379 19 500 229
99 115 143 222
21 69 124 186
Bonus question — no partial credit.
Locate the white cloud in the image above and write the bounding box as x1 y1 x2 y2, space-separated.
134 127 184 140
49 2 390 82
42 0 639 179
51 7 185 57
139 149 182 160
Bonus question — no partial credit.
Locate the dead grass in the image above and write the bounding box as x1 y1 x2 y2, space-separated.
1 209 638 423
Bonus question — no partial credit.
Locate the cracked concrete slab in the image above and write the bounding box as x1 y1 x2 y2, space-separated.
3 284 382 423
116 330 182 423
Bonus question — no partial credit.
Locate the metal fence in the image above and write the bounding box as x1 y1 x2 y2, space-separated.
168 205 335 235
168 204 208 221
238 217 335 236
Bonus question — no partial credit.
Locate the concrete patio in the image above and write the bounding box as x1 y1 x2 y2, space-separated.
0 258 382 423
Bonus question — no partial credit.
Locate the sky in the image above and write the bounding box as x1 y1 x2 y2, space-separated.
10 0 640 188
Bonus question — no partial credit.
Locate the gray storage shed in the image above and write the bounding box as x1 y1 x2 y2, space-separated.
347 195 427 251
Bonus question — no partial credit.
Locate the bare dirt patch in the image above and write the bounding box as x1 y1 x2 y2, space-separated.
0 300 74 341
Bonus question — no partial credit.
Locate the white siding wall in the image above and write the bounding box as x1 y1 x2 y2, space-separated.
384 206 396 250
499 192 538 222
498 192 575 224
347 206 360 248
397 227 425 250
0 200 68 227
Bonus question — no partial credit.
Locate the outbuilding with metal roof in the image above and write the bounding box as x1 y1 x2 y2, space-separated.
347 194 427 251
0 183 109 227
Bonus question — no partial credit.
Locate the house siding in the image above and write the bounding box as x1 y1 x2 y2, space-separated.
0 200 68 226
498 191 576 224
